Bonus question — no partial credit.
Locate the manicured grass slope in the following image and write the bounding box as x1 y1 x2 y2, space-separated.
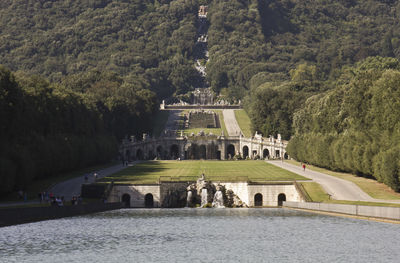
100 160 308 184
179 110 228 137
234 109 252 137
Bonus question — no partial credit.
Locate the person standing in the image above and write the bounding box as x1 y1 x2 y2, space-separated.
302 163 306 171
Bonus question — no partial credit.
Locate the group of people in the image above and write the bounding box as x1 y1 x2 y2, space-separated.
70 196 82 205
38 192 82 206
84 172 98 182
37 191 53 203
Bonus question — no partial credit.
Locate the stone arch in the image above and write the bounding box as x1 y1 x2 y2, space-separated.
136 149 144 160
199 145 206 159
170 144 179 159
243 146 249 159
284 152 289 160
156 145 163 159
187 144 198 159
254 193 263 207
148 150 154 160
145 193 154 208
227 144 235 159
278 193 286 206
263 149 270 159
125 150 131 162
122 193 131 208
275 150 280 158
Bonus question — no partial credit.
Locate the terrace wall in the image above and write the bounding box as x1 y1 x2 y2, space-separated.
284 202 400 220
110 182 304 207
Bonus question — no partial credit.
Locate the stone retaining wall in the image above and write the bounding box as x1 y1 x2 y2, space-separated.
0 202 122 227
284 201 400 220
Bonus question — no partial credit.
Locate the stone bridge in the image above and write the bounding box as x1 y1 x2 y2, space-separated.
120 133 288 161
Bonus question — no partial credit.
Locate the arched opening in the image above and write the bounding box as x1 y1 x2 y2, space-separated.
217 151 221 160
199 145 207 159
136 149 144 160
156 146 163 159
254 193 263 207
227 144 235 159
145 193 154 208
125 150 131 162
278 193 286 206
243 146 249 159
170 144 179 159
148 150 154 160
187 144 198 159
284 152 289 160
252 150 257 158
263 149 270 159
122 194 131 208
275 150 280 158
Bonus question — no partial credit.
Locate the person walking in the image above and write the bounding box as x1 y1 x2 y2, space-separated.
302 163 306 171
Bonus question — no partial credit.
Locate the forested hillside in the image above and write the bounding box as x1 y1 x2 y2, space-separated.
206 0 400 139
0 0 199 99
2 0 400 192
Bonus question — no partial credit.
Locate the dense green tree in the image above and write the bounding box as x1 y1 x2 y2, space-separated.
287 57 400 191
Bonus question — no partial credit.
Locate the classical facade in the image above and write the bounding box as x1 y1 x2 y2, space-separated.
120 133 288 161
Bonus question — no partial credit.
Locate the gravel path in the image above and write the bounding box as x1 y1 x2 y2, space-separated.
222 109 242 136
268 160 400 203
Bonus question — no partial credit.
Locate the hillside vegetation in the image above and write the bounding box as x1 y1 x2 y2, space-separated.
2 0 400 192
287 57 400 192
0 66 157 196
207 0 400 139
0 0 199 100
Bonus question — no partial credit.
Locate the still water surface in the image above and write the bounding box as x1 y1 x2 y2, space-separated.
0 208 399 262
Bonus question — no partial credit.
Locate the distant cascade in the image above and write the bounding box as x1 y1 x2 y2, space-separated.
201 188 208 207
186 189 194 207
212 190 225 208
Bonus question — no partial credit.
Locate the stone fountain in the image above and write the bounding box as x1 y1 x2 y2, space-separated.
186 174 247 208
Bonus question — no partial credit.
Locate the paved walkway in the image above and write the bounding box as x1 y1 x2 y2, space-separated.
49 163 130 200
222 109 242 136
268 161 400 204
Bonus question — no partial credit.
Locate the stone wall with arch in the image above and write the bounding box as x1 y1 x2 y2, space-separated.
109 182 303 207
120 134 287 161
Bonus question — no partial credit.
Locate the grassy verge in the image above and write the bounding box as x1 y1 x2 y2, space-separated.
300 182 330 202
287 159 400 200
152 110 170 137
99 160 309 184
0 161 119 202
300 182 400 207
234 109 252 137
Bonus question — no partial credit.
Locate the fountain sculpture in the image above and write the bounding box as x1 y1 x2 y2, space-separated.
186 174 247 208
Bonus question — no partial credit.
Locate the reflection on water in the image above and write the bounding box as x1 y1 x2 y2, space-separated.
0 208 399 262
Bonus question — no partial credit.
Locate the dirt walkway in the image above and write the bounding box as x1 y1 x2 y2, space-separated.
268 161 400 204
222 109 242 136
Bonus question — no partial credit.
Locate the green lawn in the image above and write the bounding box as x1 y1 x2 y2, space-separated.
234 109 252 137
287 160 400 200
300 182 400 207
301 182 331 202
99 160 309 184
